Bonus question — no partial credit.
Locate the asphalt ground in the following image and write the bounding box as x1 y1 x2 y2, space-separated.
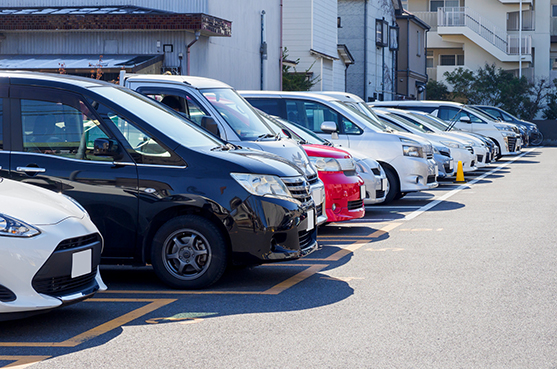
1 146 556 368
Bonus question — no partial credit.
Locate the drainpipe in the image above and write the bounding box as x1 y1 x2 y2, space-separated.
280 0 283 90
519 0 522 78
261 10 268 90
364 1 368 100
187 30 201 76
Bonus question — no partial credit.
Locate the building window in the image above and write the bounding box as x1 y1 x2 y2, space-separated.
389 26 399 50
430 0 459 12
416 31 422 56
376 19 388 47
401 0 408 10
337 17 342 28
553 5 557 17
426 50 434 68
439 54 464 66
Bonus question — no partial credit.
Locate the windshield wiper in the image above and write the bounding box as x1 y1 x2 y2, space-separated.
255 133 278 141
211 142 239 151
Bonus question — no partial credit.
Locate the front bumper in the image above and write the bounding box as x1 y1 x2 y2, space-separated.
0 216 105 319
319 171 365 223
227 195 318 266
391 155 438 193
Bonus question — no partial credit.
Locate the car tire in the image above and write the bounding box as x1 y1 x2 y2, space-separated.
151 215 228 289
383 167 400 204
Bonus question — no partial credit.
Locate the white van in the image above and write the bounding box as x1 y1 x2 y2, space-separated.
370 100 522 157
241 91 438 203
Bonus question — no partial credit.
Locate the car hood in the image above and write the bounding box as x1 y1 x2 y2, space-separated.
0 178 85 226
339 147 381 168
303 144 351 159
241 139 318 178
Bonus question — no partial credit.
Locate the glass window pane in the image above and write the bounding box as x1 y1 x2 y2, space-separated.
440 55 456 65
430 1 444 11
0 98 3 150
302 101 339 133
21 99 111 161
457 54 465 65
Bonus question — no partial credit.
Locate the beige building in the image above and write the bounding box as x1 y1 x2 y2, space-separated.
403 0 551 85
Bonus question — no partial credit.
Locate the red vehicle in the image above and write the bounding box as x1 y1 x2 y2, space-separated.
304 144 365 223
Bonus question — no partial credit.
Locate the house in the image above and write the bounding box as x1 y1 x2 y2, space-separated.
0 0 283 90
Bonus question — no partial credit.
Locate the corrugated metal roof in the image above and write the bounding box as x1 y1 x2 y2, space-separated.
0 54 162 70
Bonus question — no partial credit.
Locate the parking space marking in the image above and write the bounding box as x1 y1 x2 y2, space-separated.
0 298 175 348
405 149 534 221
316 222 403 261
100 264 328 296
0 356 51 368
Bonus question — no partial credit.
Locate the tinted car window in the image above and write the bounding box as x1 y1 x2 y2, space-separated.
0 98 3 150
21 98 112 161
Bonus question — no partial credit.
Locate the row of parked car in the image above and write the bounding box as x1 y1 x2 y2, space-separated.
0 70 540 320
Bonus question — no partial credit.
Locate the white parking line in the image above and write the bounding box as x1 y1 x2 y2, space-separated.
405 149 534 221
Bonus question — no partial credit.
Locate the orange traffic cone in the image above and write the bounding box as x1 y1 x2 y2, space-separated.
455 160 466 183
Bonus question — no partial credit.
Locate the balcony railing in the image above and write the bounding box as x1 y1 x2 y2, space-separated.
437 7 531 56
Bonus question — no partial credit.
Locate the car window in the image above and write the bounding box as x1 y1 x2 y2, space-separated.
146 92 209 126
20 98 113 161
438 107 483 123
0 98 3 150
201 88 273 141
287 99 352 134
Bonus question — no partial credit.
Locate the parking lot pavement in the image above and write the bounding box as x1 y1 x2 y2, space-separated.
3 147 555 368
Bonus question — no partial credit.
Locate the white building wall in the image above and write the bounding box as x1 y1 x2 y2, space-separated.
282 0 338 91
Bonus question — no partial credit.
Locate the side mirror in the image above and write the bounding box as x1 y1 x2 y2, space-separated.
320 121 338 134
201 116 221 137
94 138 120 157
459 116 472 123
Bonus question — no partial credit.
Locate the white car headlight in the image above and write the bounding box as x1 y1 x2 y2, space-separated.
500 131 515 137
402 145 424 158
495 124 513 132
0 213 41 238
231 173 292 199
309 157 341 171
310 157 356 172
440 141 462 149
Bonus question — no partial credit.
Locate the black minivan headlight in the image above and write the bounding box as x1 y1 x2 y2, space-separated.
231 173 292 199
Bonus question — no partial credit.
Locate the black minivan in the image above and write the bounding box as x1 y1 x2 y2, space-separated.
0 72 317 289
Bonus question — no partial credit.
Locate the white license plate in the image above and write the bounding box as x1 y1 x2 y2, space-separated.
360 185 366 200
72 249 92 278
311 187 323 206
306 209 315 231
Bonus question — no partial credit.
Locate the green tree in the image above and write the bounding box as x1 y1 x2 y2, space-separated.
282 48 320 91
425 80 450 100
443 67 475 103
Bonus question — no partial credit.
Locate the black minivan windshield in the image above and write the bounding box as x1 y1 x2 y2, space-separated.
92 86 225 149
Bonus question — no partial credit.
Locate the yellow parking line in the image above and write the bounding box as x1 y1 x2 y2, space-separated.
0 356 51 368
0 298 175 348
261 264 328 295
100 264 328 296
322 222 402 261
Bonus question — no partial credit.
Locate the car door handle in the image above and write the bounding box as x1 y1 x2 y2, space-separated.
16 167 46 173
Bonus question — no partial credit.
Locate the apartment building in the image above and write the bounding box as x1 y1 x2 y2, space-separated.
403 0 551 85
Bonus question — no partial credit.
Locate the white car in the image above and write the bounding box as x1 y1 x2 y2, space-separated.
0 178 106 320
241 91 438 204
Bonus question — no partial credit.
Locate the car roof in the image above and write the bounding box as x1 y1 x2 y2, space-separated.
0 70 111 89
371 100 464 107
239 90 342 103
124 73 232 89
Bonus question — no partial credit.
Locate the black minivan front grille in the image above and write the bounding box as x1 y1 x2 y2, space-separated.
282 176 312 205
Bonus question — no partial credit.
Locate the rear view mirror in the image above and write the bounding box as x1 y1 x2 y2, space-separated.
201 116 220 137
320 121 338 134
94 138 120 157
